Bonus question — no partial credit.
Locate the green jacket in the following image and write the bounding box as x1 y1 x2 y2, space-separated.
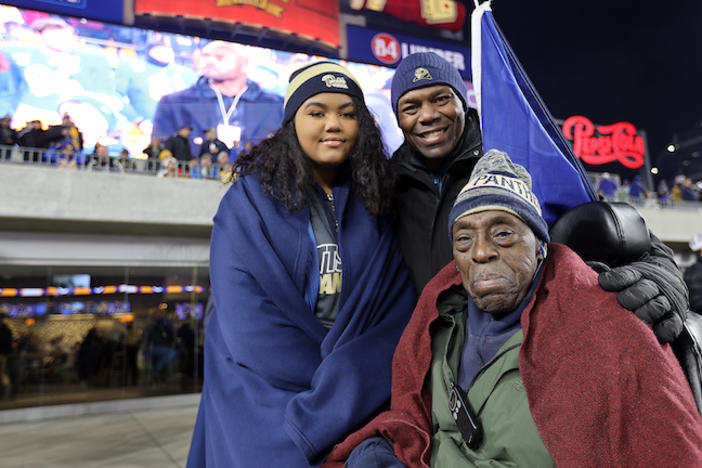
429 286 554 467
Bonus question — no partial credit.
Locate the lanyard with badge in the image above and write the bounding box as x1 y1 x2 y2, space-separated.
213 84 248 149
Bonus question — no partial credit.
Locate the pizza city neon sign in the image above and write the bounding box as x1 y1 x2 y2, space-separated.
562 115 645 169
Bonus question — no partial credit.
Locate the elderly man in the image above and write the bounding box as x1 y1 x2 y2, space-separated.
389 51 687 342
325 150 702 467
152 40 283 157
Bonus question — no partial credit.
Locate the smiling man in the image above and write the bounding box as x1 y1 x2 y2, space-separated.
390 52 480 292
389 51 688 343
325 150 702 467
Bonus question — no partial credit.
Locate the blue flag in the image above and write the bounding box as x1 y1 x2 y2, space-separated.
471 2 598 227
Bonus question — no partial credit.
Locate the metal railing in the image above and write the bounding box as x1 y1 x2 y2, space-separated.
0 144 232 181
1 144 700 205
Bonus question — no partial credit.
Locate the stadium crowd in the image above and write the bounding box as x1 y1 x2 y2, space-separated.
0 112 236 182
595 171 702 206
3 111 700 205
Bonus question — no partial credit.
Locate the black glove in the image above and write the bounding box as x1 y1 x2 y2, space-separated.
595 235 689 343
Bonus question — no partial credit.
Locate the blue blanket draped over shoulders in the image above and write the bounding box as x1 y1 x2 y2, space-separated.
187 172 416 467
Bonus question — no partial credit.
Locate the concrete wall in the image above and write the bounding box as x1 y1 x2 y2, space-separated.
0 164 227 232
637 205 702 244
0 164 227 268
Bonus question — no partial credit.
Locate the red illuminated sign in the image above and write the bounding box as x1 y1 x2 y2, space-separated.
562 115 645 169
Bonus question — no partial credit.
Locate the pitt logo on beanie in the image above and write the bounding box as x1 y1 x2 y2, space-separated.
412 67 433 82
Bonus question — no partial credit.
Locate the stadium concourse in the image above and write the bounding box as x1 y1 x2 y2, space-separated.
0 394 198 467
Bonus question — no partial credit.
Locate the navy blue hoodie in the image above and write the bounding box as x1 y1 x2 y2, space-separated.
187 172 416 466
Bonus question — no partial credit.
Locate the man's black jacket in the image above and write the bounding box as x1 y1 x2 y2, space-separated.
391 109 482 293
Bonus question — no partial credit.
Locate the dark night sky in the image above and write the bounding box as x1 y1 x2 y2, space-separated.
490 0 702 172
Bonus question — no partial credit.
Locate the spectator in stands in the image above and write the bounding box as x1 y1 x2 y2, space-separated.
188 156 202 179
657 178 670 206
682 177 699 201
17 120 46 161
164 125 193 163
216 151 233 183
617 178 630 202
0 115 16 146
199 154 215 179
117 148 137 172
60 114 83 151
629 174 647 203
17 120 44 147
143 137 165 172
43 116 77 150
142 136 165 160
89 143 115 171
0 114 16 161
157 155 178 178
597 172 617 200
671 175 685 202
685 232 702 314
198 127 229 159
152 40 284 157
56 143 78 169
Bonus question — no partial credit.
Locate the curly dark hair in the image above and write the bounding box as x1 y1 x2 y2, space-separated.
232 96 394 215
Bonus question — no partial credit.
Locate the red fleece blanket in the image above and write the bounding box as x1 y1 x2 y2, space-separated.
324 243 702 467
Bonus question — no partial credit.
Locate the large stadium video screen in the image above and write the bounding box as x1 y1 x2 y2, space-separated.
0 5 404 158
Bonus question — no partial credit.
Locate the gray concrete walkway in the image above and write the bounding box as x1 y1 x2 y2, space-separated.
0 395 199 468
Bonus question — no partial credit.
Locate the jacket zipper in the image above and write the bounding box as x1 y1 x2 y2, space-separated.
326 193 338 232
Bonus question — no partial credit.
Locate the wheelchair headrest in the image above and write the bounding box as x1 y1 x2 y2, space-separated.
549 201 651 267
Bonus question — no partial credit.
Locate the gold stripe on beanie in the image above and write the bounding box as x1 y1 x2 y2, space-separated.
453 205 524 225
460 173 542 215
284 62 361 107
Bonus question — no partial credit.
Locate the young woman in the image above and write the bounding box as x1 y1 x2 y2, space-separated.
187 62 416 467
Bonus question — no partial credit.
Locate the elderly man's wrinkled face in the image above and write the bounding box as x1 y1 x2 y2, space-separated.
453 210 542 317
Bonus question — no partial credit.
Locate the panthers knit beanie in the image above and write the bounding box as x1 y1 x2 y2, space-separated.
449 149 549 243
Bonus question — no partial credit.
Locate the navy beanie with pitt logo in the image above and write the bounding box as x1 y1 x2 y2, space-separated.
390 52 468 116
283 61 364 125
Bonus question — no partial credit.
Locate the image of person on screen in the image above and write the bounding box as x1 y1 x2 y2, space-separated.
152 40 284 160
